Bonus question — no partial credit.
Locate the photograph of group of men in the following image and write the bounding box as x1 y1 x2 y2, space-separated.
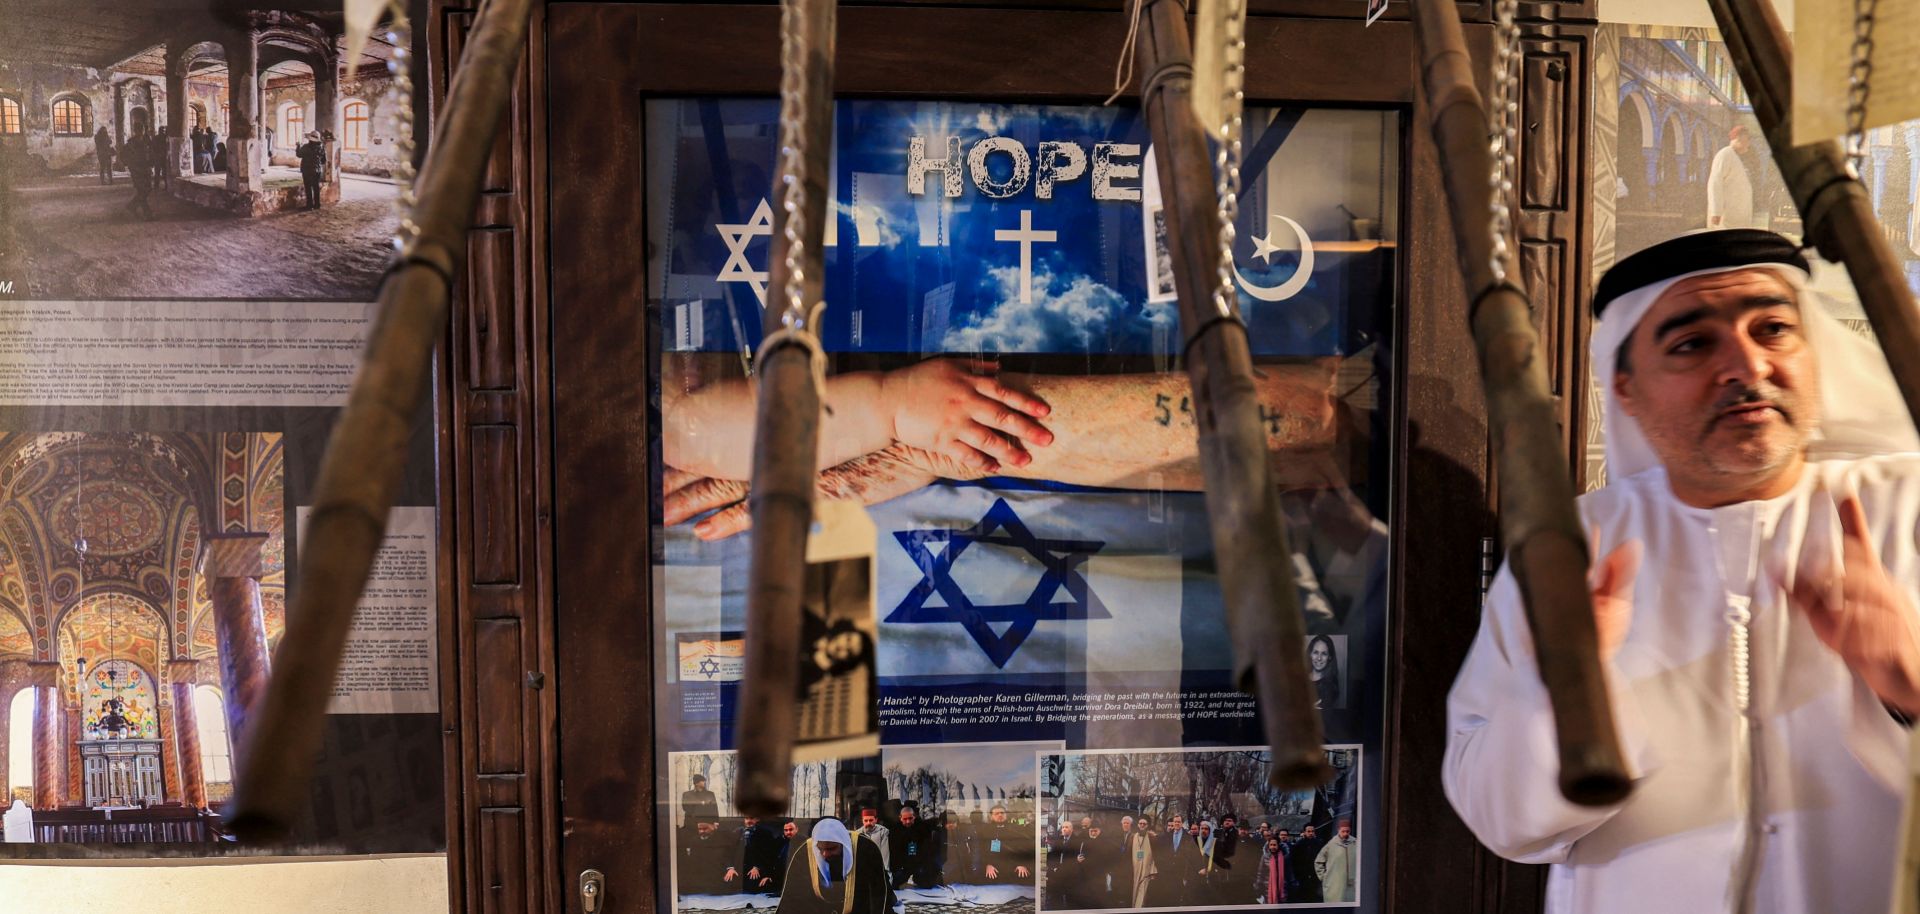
669 743 1053 913
675 790 1043 898
1037 747 1361 909
1037 810 1356 909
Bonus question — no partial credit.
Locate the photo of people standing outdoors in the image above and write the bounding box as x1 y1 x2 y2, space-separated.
669 744 1053 914
1037 748 1360 909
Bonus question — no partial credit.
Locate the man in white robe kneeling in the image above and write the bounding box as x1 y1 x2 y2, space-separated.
1445 229 1920 914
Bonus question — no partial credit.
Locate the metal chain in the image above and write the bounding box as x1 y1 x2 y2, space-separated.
1488 0 1521 285
1211 0 1248 319
775 0 815 331
1845 0 1878 179
383 2 418 252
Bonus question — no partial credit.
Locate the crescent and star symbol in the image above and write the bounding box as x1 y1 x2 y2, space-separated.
1236 213 1315 303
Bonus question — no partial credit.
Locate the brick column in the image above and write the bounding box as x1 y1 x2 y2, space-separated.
164 43 189 179
204 533 271 751
28 661 61 809
224 31 261 195
314 44 342 190
168 659 207 808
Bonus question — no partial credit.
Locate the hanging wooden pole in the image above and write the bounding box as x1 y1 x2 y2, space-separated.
734 0 838 817
226 0 535 839
1133 0 1329 789
1704 0 1920 427
1409 0 1630 805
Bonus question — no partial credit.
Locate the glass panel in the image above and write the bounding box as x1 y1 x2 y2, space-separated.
649 98 1399 912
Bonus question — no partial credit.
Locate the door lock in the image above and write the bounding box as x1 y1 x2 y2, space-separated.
579 868 606 913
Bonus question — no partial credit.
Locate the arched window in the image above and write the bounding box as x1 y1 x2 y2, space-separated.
341 99 370 152
193 686 232 794
50 96 88 136
190 102 207 130
0 96 21 136
8 688 33 801
278 103 304 149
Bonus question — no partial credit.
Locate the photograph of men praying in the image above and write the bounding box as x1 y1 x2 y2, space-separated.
0 2 417 300
1037 747 1360 909
1446 229 1920 913
669 743 1048 914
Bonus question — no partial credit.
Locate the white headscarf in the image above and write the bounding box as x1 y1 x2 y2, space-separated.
1589 260 1918 480
808 818 857 899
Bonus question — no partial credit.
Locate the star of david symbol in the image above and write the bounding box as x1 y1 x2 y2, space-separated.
715 198 774 307
885 498 1109 668
697 657 721 679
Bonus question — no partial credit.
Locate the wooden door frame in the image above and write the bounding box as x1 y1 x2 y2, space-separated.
537 3 1592 911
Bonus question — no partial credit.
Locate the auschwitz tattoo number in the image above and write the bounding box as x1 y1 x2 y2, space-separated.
1153 393 1285 435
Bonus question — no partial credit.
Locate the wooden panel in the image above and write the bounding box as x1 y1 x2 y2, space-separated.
474 618 526 776
468 424 522 586
467 228 520 392
434 2 551 912
629 5 1421 104
479 807 529 914
1522 50 1572 211
1522 238 1567 395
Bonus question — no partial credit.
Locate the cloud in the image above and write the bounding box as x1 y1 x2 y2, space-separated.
837 200 904 248
942 264 1141 352
974 109 1012 136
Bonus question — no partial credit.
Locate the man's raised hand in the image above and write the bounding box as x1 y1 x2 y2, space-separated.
1779 493 1920 715
882 358 1052 474
1589 525 1642 663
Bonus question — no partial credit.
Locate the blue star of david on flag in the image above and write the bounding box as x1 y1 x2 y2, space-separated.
697 658 721 679
884 497 1109 668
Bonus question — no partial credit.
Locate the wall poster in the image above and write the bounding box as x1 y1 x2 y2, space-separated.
0 1 442 856
649 99 1398 911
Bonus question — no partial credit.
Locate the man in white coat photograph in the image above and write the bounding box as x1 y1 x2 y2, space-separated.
1445 229 1920 914
1707 125 1759 230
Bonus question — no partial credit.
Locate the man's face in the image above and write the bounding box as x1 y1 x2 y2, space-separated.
862 811 878 828
991 807 1008 824
1731 131 1752 154
783 822 799 839
744 816 758 829
1338 826 1351 840
696 822 717 838
1615 269 1816 498
1277 830 1290 842
1137 819 1152 833
1089 826 1102 839
1303 827 1316 839
900 809 916 826
820 841 844 862
1059 822 1074 839
1121 816 1133 832
1079 817 1092 831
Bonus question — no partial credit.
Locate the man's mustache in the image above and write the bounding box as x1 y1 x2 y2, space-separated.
1708 385 1793 426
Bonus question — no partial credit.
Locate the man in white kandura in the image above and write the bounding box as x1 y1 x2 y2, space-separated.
1445 229 1920 914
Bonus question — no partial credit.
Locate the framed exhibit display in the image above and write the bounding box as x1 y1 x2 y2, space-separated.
545 5 1598 914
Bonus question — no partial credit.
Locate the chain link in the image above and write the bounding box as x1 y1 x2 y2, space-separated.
1211 0 1247 319
1845 0 1878 179
775 0 816 331
383 2 418 252
1488 0 1521 285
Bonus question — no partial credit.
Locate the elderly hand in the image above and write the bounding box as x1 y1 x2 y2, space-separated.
1779 493 1920 715
882 358 1052 474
